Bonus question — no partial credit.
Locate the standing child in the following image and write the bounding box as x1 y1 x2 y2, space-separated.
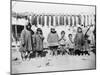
47 28 59 56
19 24 33 60
74 27 85 55
83 25 94 55
67 34 75 55
35 28 44 58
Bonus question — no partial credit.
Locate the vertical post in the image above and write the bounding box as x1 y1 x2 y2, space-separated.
58 15 60 25
49 15 51 27
15 25 17 44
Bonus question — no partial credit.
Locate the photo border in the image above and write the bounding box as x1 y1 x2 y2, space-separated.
10 0 96 74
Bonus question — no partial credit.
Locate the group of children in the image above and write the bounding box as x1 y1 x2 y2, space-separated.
19 23 45 60
19 22 95 60
47 26 91 56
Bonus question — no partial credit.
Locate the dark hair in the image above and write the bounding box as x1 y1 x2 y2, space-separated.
26 22 31 30
61 31 65 34
68 34 72 37
51 28 55 31
50 28 56 33
77 27 82 31
36 28 43 35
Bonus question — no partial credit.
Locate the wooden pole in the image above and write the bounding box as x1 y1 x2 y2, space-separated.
15 25 17 44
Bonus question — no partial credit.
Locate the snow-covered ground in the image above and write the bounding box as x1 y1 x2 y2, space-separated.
11 49 96 74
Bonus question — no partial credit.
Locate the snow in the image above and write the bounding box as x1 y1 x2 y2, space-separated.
12 50 95 74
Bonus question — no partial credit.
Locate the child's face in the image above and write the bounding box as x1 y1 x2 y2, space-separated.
51 29 55 32
69 35 72 39
28 25 30 29
28 25 31 29
37 31 41 35
78 28 82 32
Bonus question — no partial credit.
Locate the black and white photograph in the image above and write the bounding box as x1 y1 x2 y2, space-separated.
11 0 96 74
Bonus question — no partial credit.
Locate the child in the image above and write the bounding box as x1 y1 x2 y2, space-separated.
47 28 59 56
74 27 85 55
67 34 74 55
19 24 33 60
83 25 94 55
59 31 67 55
87 25 95 46
34 28 44 57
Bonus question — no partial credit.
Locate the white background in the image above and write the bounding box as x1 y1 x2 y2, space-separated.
12 1 95 15
0 0 99 75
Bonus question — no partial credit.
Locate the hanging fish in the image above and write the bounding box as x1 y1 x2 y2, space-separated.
62 15 64 25
84 15 86 27
74 15 76 26
66 15 68 25
56 16 58 26
42 15 45 26
51 15 53 26
47 15 49 27
39 15 41 25
70 15 72 26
